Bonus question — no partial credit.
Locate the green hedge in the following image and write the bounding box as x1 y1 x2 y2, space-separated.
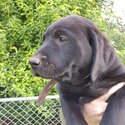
0 0 124 97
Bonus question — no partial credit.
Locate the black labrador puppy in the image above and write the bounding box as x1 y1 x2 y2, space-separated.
30 15 125 125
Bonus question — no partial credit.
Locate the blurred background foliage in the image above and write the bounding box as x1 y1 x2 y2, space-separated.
0 0 125 97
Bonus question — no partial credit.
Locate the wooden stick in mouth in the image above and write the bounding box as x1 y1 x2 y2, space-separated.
36 79 57 107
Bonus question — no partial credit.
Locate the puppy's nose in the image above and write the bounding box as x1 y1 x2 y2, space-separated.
29 57 41 66
29 55 47 67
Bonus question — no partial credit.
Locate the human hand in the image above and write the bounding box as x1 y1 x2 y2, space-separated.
82 82 125 125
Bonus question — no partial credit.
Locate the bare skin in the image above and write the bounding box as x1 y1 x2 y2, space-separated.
83 82 125 125
60 82 125 125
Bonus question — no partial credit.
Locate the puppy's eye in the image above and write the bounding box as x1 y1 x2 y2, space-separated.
59 36 66 42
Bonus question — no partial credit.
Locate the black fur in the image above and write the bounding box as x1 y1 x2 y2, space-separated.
30 15 125 125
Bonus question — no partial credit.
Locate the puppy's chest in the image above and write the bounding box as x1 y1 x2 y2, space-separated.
58 82 107 100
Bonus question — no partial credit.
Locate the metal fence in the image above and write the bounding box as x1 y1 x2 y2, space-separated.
0 95 61 125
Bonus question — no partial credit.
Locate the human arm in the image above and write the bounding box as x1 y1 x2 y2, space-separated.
83 82 125 125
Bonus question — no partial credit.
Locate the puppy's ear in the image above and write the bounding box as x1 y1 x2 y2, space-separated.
88 29 106 82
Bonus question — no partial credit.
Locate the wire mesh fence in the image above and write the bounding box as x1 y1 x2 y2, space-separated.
0 95 61 125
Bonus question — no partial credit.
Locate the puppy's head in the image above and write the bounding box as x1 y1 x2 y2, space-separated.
30 15 110 84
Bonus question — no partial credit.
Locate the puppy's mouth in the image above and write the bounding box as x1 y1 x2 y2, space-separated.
30 55 75 81
31 63 73 82
31 63 56 79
